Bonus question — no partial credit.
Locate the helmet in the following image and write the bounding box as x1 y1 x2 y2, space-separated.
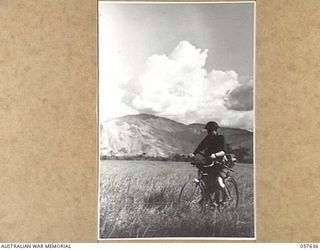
204 121 219 130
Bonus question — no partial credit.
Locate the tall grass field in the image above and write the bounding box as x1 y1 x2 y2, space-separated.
99 160 254 238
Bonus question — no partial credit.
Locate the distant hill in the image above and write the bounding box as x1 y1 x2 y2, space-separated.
100 114 253 162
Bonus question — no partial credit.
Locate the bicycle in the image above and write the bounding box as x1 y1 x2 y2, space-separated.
178 153 239 212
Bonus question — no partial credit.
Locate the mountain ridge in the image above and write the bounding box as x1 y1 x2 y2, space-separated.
100 114 253 161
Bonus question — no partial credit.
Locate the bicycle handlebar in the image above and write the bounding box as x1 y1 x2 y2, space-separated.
188 154 235 172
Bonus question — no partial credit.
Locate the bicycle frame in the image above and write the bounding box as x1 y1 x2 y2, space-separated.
179 158 239 211
194 163 234 200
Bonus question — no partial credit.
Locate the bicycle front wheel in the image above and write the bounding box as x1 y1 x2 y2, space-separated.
178 180 205 212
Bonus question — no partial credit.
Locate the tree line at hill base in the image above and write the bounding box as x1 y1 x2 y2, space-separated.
101 146 252 163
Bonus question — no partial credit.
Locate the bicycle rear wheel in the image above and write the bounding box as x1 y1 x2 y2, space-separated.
223 177 239 208
178 180 205 212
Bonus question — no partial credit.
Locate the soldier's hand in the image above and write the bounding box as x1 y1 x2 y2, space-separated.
210 153 216 159
188 153 195 159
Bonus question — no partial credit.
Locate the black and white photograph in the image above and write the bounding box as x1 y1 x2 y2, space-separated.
99 1 255 239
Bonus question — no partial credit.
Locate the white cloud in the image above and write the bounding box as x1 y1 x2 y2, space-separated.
119 41 253 130
224 80 253 111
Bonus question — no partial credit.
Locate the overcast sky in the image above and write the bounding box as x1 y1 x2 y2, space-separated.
99 2 255 130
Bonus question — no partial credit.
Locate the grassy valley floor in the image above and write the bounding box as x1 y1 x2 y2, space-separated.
99 160 254 238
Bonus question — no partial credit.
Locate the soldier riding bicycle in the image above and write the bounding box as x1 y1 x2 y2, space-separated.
189 121 231 205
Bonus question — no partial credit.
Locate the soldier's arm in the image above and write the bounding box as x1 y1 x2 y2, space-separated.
193 136 208 155
210 135 226 158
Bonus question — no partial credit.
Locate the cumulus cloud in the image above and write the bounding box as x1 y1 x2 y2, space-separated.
120 41 253 130
224 79 253 111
